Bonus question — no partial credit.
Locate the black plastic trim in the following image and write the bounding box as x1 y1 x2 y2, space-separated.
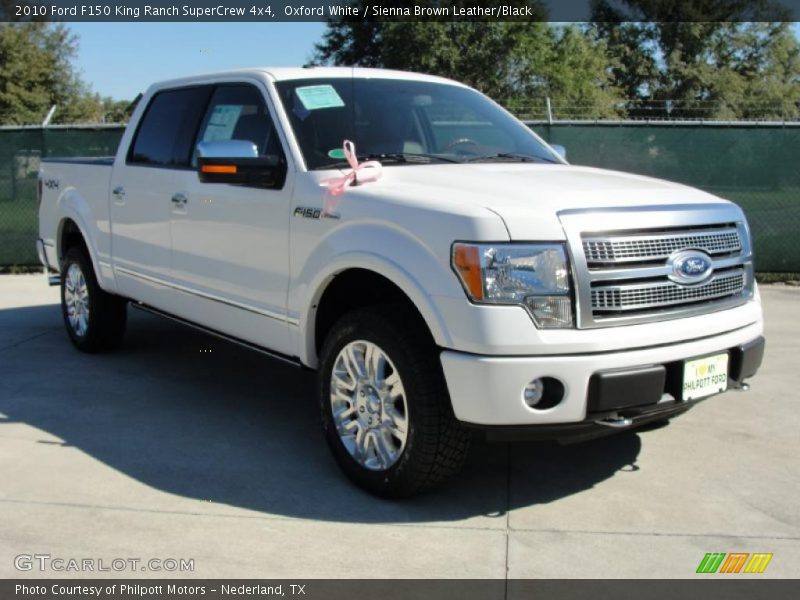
729 336 766 382
587 365 666 412
466 401 694 444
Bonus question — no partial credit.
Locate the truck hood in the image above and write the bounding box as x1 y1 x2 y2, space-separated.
361 163 727 240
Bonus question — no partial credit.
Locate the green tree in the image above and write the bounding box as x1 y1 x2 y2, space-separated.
591 2 800 119
314 3 622 117
0 23 106 125
314 3 551 100
539 26 624 118
100 97 133 124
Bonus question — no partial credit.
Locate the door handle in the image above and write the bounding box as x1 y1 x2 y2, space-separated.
112 186 125 199
171 193 188 205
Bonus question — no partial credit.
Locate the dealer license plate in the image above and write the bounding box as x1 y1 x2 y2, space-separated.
683 353 729 401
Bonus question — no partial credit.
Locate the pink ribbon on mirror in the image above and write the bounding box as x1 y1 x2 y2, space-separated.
320 140 382 215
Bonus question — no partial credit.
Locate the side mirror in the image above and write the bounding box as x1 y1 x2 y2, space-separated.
196 140 286 189
550 144 567 160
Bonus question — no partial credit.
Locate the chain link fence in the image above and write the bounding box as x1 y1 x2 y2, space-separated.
0 122 798 271
0 126 124 266
531 122 800 272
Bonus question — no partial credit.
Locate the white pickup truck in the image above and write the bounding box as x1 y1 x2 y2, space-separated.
38 67 764 497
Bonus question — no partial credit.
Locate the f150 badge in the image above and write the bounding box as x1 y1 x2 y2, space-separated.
294 206 338 220
43 178 59 190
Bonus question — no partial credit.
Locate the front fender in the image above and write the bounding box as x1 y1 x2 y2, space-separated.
292 223 463 368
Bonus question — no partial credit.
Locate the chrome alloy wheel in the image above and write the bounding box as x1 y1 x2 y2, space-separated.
330 340 408 471
64 262 90 337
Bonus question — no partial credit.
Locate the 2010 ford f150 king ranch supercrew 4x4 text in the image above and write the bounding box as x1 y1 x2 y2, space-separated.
37 67 765 497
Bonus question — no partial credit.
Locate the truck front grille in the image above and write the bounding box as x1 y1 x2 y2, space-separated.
559 205 754 328
591 269 745 313
583 228 741 264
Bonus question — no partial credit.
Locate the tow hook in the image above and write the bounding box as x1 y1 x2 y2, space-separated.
594 415 633 428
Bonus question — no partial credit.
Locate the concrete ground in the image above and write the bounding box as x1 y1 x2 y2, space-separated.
0 274 798 579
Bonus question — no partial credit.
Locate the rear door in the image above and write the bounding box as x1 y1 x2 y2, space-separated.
110 85 212 307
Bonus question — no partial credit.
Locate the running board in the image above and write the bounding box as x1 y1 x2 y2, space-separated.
131 302 303 368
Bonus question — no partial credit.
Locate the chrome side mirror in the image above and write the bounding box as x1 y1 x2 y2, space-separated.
196 139 259 159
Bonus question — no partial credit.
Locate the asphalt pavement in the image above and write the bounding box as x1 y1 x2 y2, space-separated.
0 275 797 578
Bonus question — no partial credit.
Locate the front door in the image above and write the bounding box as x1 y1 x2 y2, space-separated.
169 82 293 354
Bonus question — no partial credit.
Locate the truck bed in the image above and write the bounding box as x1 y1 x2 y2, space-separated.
38 158 116 278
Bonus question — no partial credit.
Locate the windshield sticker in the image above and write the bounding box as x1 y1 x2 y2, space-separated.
327 148 346 159
295 85 345 111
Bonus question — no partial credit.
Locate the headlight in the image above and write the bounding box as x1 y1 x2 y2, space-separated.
452 242 573 328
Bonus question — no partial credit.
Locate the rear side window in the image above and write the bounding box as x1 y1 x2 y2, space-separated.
128 87 211 167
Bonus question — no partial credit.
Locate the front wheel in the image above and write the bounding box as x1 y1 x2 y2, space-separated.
318 306 470 498
61 246 127 352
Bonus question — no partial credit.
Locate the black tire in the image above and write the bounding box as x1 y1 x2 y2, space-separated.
61 245 127 353
318 305 470 498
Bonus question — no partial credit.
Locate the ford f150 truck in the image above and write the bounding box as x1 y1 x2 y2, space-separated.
37 67 765 497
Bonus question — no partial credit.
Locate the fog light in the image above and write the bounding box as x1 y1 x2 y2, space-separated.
524 296 573 328
522 377 565 410
523 378 545 407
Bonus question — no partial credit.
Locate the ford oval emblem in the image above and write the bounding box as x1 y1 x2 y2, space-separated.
667 250 714 284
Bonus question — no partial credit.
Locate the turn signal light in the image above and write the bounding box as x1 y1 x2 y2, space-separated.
201 164 237 174
452 244 483 301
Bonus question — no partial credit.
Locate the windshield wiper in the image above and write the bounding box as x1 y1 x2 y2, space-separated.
316 152 460 169
464 152 561 164
376 152 461 164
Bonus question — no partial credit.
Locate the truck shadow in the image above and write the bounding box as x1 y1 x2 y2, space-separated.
0 305 643 524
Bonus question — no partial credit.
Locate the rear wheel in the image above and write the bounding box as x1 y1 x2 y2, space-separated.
318 305 470 497
61 246 127 352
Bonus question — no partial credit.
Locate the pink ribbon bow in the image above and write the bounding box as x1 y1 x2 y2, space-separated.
320 140 382 215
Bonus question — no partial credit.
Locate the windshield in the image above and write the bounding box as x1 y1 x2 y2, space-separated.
274 77 562 170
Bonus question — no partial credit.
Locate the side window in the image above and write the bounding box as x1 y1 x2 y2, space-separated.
194 84 283 165
128 86 211 167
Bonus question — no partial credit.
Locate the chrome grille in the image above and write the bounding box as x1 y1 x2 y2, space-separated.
558 205 754 329
591 270 745 312
583 227 741 264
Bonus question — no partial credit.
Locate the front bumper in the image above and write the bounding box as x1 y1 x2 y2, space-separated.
439 321 764 429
